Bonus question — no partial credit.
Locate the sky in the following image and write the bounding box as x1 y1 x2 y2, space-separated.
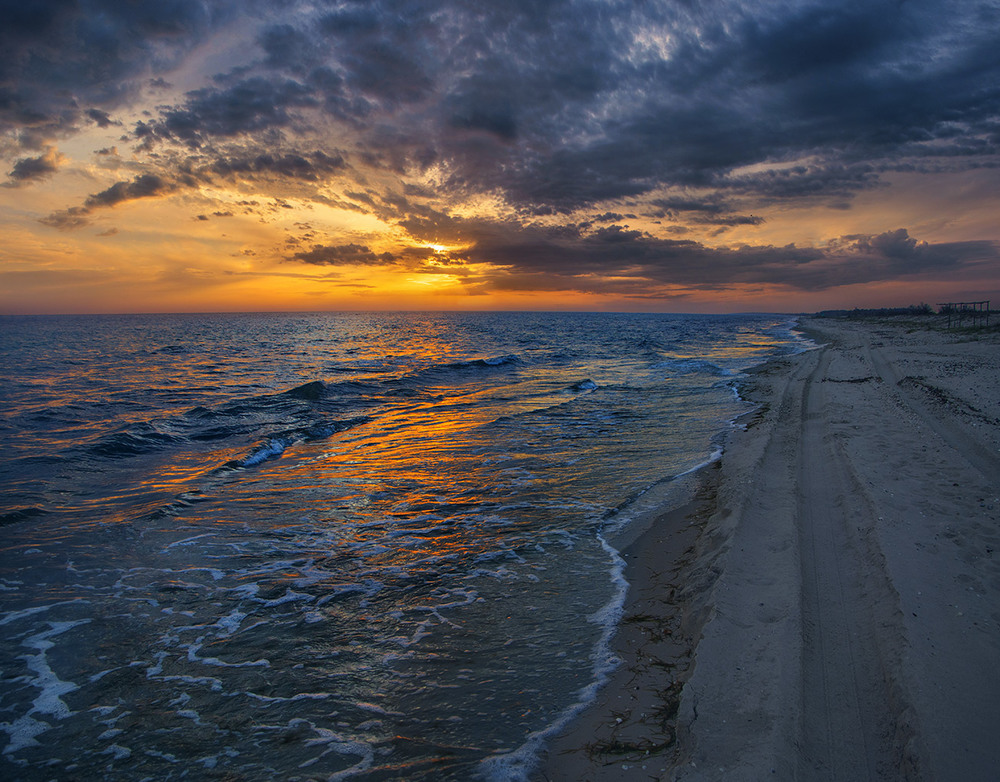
2 0 1000 314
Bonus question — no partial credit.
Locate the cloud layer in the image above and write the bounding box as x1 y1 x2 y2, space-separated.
3 0 1000 301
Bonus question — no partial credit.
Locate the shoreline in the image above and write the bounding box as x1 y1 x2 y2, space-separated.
531 462 722 780
534 333 807 780
536 315 1000 780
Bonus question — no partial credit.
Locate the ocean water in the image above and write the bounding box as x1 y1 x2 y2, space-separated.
0 311 807 780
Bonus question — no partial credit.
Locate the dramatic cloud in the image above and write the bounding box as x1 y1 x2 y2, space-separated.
292 243 398 266
153 77 320 146
5 3 999 169
40 173 179 229
397 218 1000 293
203 149 347 182
86 109 118 128
0 0 243 145
84 174 177 209
3 0 1000 310
38 206 92 231
6 145 64 184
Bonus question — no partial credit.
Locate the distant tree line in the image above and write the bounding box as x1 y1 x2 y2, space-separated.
816 303 934 318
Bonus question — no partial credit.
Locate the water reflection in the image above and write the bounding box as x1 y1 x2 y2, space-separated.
0 312 805 779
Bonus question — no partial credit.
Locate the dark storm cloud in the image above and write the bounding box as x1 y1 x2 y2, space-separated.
470 0 1000 210
7 2 993 192
0 0 243 145
84 174 176 208
40 172 179 228
7 1 1000 195
698 215 766 227
86 109 118 128
9 0 1000 292
6 146 63 183
183 148 348 183
391 212 1000 292
723 163 884 203
155 77 320 146
647 196 763 226
292 243 398 266
113 0 626 194
8 155 55 182
651 197 728 217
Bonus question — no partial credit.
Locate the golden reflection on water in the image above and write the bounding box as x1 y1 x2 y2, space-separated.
213 391 529 581
0 313 811 781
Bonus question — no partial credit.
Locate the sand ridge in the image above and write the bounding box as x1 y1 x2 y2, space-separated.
537 316 1000 781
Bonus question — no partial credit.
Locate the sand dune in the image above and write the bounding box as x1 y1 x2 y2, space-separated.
538 316 1000 781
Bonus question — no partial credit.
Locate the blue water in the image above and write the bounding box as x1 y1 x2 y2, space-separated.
0 311 807 780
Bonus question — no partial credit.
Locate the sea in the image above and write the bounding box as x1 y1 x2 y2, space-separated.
0 311 809 781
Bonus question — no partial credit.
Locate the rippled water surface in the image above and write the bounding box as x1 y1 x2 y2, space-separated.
0 311 805 780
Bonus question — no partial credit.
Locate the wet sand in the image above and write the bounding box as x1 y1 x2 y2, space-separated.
536 315 1000 781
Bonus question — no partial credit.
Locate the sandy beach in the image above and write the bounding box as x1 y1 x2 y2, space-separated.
537 315 1000 781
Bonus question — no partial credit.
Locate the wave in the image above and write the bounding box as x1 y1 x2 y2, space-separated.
0 506 46 526
567 379 597 392
226 415 371 469
407 354 521 380
284 380 326 401
153 344 191 355
134 411 373 524
236 438 288 467
652 357 733 376
81 373 375 464
327 358 396 374
478 530 629 782
481 378 601 430
477 355 520 367
86 422 186 458
266 356 520 407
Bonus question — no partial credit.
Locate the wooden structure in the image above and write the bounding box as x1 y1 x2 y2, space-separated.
936 300 991 328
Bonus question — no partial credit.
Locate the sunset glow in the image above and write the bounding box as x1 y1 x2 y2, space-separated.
2 1 999 314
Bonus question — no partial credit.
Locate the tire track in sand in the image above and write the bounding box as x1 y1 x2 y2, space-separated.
795 345 906 780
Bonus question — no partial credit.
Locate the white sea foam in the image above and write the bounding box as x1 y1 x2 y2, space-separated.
303 726 375 780
241 691 335 704
155 673 223 691
356 702 404 717
465 566 519 581
98 728 125 740
240 438 287 466
315 579 384 605
144 651 169 677
25 622 89 718
477 532 629 782
185 639 270 668
482 354 519 366
226 583 260 599
103 744 132 760
213 609 248 634
0 601 86 626
145 748 179 763
258 588 315 607
1 714 51 756
164 533 217 549
0 619 90 756
0 312 809 778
